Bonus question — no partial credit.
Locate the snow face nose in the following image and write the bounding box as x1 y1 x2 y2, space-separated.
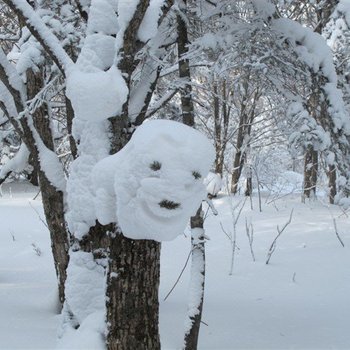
158 200 180 210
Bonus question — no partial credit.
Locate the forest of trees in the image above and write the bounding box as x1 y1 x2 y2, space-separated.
0 0 350 349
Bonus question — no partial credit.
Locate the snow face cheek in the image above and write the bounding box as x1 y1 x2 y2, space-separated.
116 160 207 241
113 119 215 241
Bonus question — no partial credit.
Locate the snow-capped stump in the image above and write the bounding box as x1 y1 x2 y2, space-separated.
91 120 215 241
204 172 222 198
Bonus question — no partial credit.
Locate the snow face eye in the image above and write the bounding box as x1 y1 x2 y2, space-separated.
159 200 180 210
192 171 201 180
150 161 162 171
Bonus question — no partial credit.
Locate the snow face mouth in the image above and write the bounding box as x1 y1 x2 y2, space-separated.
158 199 181 210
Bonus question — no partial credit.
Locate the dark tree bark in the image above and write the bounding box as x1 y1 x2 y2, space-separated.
328 164 337 204
106 237 161 350
25 69 70 304
65 95 78 159
245 166 253 197
231 124 246 194
104 1 175 348
213 82 221 173
213 80 229 176
231 84 259 194
27 153 39 186
303 145 318 199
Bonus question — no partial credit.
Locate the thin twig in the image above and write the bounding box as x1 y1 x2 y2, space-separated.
266 209 294 265
163 249 192 301
33 189 41 200
205 197 218 216
28 201 48 228
245 218 255 262
332 218 345 247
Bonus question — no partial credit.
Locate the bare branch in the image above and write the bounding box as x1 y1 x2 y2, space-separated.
245 218 255 262
163 249 192 301
332 218 345 247
266 209 294 265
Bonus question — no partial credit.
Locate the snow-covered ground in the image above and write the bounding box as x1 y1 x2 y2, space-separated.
0 183 59 349
1 182 349 349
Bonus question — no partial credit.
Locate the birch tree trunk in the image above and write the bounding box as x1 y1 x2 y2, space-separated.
177 2 205 348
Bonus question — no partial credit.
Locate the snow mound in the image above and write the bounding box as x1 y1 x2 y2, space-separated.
66 66 128 122
204 172 222 197
91 120 215 241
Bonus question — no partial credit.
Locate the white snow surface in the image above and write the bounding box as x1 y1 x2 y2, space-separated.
138 0 165 42
273 18 337 82
0 81 18 119
251 0 276 20
91 119 215 241
117 0 139 31
337 0 350 26
57 250 106 348
87 0 119 36
0 143 29 179
66 66 128 122
32 128 66 193
10 0 73 71
63 251 105 326
204 172 222 197
0 47 26 98
1 183 350 349
183 227 205 337
66 120 110 238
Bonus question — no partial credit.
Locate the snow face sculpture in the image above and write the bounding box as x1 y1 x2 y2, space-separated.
91 120 215 241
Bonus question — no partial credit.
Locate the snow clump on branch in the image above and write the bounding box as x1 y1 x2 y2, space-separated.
66 66 128 122
91 120 215 241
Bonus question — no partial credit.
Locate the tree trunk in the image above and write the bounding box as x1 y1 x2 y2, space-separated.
177 2 205 348
106 237 161 350
20 118 69 304
303 145 318 199
25 69 69 304
27 153 39 186
231 149 244 194
328 164 337 204
213 80 229 176
38 170 69 304
184 207 205 350
230 117 247 194
213 82 222 174
230 83 259 194
245 166 253 197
